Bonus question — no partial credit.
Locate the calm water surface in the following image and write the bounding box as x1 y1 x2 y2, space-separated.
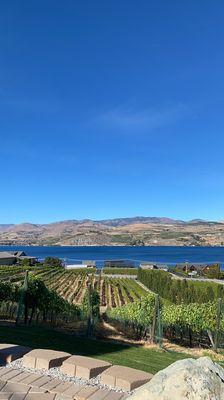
1 246 224 267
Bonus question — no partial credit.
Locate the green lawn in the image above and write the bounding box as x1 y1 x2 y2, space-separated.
0 325 190 374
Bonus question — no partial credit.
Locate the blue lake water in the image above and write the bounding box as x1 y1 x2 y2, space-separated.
1 246 224 267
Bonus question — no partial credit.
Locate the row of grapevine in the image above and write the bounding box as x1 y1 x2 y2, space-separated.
99 277 148 308
0 266 148 308
107 294 224 348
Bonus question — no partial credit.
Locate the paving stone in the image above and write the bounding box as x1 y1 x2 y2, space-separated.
10 372 32 384
23 350 70 370
0 393 13 399
0 345 31 364
25 393 56 400
54 396 70 400
51 382 73 394
29 387 47 393
0 369 14 378
74 386 98 400
0 382 6 391
87 388 111 400
104 393 124 400
29 376 51 388
0 369 22 382
101 366 153 391
10 393 28 400
61 356 111 379
62 384 83 398
1 382 30 393
18 374 42 386
40 379 62 391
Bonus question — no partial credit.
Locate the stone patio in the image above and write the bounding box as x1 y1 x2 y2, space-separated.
0 344 153 399
0 367 129 399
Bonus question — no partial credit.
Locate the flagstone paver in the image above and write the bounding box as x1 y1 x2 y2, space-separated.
0 368 14 378
29 387 47 393
101 365 153 391
25 393 56 400
10 393 28 400
0 345 31 364
74 386 98 400
104 393 124 400
40 379 62 392
62 384 82 398
0 370 22 381
50 382 74 395
0 383 6 391
87 388 111 400
23 350 71 370
0 393 13 399
1 382 30 393
10 372 33 384
19 373 42 386
29 376 51 388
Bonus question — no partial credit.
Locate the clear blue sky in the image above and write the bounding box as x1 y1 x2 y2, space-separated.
0 1 223 223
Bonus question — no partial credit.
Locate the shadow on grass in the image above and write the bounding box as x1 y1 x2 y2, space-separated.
0 324 189 374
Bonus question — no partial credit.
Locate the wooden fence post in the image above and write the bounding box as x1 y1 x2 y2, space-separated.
214 297 222 352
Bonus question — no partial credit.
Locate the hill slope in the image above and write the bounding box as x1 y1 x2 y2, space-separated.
0 217 223 246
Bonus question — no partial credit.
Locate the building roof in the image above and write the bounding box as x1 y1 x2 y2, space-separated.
0 251 16 259
8 251 26 257
0 251 36 260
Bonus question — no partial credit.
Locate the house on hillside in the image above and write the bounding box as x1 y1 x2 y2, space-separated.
0 252 17 265
176 262 220 278
140 262 168 271
0 251 37 266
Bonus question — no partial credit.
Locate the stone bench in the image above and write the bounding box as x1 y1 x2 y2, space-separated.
22 349 71 370
0 344 31 363
61 356 111 379
100 365 153 391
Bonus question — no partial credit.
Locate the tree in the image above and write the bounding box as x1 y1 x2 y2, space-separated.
44 257 63 268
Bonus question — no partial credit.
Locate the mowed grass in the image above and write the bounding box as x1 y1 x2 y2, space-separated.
0 325 190 374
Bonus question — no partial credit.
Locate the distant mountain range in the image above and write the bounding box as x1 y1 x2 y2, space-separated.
0 217 223 246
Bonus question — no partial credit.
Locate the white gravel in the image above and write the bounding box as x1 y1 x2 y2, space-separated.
7 358 132 396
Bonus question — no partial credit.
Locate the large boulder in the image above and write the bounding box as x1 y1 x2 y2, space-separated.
127 357 224 400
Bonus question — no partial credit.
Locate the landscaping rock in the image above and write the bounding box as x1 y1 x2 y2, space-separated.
127 357 224 400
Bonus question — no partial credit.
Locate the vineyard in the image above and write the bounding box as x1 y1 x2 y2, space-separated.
0 266 148 309
1 264 224 351
107 293 224 349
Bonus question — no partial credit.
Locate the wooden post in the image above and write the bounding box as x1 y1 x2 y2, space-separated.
151 294 159 344
214 297 222 352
